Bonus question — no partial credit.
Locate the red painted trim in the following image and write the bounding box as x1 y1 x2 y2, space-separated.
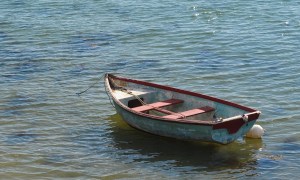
213 119 245 134
111 74 257 112
213 113 260 134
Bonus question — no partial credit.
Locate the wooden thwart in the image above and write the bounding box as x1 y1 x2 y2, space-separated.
163 106 215 119
131 99 184 112
131 98 214 120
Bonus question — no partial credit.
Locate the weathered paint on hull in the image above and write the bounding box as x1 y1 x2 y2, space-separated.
212 120 256 144
105 73 261 144
114 103 213 142
114 102 254 144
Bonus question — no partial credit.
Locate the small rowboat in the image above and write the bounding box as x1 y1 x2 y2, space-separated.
104 73 261 144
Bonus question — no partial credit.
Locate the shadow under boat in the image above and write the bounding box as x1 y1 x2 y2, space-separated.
107 113 264 171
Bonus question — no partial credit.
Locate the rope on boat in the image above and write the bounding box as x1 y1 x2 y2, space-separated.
105 81 115 108
127 89 186 119
75 74 116 108
108 77 186 119
125 89 186 118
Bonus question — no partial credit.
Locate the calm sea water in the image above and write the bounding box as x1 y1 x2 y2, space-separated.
1 0 300 179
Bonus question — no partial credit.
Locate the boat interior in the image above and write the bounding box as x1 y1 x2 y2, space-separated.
108 76 249 121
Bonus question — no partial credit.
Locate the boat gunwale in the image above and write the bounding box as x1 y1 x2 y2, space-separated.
109 74 258 111
105 74 260 126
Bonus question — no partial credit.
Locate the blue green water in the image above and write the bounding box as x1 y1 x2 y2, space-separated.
1 0 299 179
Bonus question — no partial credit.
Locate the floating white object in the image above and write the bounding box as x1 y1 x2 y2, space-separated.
246 124 264 138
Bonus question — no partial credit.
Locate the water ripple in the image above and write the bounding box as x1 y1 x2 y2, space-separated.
1 0 300 179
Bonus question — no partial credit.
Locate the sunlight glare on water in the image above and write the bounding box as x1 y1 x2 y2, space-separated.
0 0 300 179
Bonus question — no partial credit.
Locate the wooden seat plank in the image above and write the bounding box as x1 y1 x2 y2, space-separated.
131 99 183 112
163 106 215 119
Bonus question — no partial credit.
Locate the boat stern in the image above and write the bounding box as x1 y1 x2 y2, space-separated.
211 111 261 144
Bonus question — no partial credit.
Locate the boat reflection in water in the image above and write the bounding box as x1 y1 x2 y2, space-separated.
108 114 263 172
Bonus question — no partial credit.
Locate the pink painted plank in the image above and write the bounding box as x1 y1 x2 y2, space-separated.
163 106 215 119
131 99 184 112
